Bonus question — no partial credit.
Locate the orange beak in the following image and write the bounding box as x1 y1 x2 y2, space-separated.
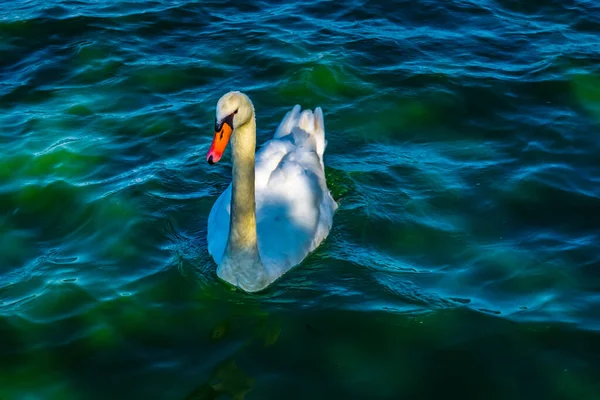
207 115 234 164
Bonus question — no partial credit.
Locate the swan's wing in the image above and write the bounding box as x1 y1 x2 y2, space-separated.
273 105 326 162
273 105 301 139
255 108 337 279
255 152 326 277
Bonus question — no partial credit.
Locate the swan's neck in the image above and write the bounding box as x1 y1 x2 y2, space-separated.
228 117 259 255
219 112 269 292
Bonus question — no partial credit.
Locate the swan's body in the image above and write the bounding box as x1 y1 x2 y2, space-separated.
206 91 337 293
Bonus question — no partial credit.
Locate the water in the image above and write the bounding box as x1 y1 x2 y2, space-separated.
1 0 600 398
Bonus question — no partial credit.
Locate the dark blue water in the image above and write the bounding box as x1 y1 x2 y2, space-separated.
1 0 600 399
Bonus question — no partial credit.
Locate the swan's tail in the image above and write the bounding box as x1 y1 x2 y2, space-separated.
274 104 326 159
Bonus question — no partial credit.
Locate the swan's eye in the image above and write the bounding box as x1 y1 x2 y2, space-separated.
234 109 238 114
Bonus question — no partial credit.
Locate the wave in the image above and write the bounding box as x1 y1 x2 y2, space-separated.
0 0 599 352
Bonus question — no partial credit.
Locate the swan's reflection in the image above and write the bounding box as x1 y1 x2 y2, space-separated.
183 357 254 400
184 315 281 400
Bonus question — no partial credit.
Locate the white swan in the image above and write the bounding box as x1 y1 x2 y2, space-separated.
205 91 338 293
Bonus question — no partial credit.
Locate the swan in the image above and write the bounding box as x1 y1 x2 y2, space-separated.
205 91 338 293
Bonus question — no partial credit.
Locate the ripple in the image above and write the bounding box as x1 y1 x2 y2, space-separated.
1 0 600 397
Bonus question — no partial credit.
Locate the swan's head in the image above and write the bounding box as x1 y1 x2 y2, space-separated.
207 91 253 165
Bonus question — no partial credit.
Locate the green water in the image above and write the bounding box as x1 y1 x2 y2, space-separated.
1 0 600 399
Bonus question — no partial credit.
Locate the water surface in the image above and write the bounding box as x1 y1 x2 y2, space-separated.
1 0 600 398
